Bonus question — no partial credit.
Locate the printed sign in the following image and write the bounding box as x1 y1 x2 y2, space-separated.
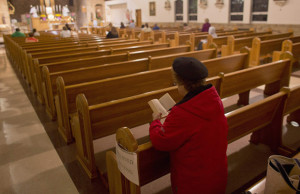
116 143 139 185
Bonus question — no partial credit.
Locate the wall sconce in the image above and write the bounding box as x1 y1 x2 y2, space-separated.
165 0 171 10
215 0 224 9
199 0 208 9
274 0 288 7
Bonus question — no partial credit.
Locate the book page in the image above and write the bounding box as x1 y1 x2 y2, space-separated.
159 93 176 111
148 99 168 117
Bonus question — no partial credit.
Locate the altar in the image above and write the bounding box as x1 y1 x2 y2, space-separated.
30 0 75 31
31 17 75 31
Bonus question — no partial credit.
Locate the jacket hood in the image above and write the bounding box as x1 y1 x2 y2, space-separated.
176 86 224 120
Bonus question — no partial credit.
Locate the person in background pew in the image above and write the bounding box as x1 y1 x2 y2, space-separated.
11 28 25 38
197 26 217 50
129 19 135 28
32 28 40 36
25 33 39 42
120 22 125 29
142 23 152 32
150 57 228 194
60 26 71 38
202 18 211 32
153 23 160 30
106 27 119 38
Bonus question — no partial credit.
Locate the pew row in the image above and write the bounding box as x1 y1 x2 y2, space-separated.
74 59 291 178
33 45 192 104
55 51 247 143
24 40 153 87
42 49 217 120
221 32 294 57
106 87 294 193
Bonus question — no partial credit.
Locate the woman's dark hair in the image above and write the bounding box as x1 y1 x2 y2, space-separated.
111 27 118 35
33 28 37 33
120 22 125 28
145 23 149 28
173 71 206 91
28 33 34 37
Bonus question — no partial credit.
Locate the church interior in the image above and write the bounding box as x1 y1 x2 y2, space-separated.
1 0 300 193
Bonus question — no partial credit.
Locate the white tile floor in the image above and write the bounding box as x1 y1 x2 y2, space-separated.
0 48 78 194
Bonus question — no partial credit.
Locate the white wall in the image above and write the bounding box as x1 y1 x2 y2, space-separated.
105 0 300 26
268 0 300 25
198 0 229 24
108 3 127 27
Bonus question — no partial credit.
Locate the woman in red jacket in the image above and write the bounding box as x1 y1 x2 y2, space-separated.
149 57 228 194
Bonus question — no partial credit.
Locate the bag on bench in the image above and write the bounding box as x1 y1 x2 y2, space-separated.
265 155 300 194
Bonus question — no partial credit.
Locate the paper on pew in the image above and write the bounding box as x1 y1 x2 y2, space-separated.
148 93 176 117
116 143 139 185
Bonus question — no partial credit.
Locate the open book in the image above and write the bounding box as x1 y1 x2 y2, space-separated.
148 93 176 117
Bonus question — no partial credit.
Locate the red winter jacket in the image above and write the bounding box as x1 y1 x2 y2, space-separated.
150 86 228 194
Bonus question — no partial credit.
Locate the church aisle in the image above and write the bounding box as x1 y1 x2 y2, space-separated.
0 47 78 194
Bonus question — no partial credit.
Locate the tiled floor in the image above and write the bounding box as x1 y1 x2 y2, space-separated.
0 48 78 193
1 44 300 194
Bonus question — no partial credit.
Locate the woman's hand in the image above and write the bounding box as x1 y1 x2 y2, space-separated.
152 112 162 121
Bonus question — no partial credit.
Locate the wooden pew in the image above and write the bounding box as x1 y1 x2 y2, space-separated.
222 32 294 57
106 89 289 193
21 39 145 84
25 40 154 94
73 58 290 178
249 35 296 66
273 38 300 63
55 51 246 143
42 49 217 120
33 45 191 104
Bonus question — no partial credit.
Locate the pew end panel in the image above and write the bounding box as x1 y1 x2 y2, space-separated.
42 66 56 120
106 151 123 194
33 58 45 104
249 37 261 67
55 76 74 144
75 93 98 179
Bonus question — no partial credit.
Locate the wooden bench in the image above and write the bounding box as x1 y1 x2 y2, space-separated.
32 45 191 104
25 41 155 88
249 35 296 66
42 49 217 120
273 38 300 63
73 58 291 179
25 41 155 87
222 32 294 57
55 51 247 143
106 88 292 193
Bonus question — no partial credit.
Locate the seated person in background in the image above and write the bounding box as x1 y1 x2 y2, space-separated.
106 27 119 38
11 28 25 38
150 57 228 194
201 18 211 32
198 26 217 50
141 23 152 32
32 28 40 36
183 23 191 31
60 26 71 38
65 23 71 31
120 22 125 29
25 33 39 42
152 23 160 30
129 19 135 28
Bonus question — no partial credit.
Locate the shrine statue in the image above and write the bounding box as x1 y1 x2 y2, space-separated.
62 5 70 17
30 5 38 18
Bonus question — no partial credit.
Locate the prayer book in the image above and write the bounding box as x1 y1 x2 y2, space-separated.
148 93 176 117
